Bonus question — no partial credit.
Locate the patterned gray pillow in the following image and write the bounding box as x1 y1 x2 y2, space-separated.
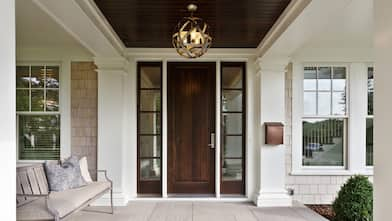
45 156 87 192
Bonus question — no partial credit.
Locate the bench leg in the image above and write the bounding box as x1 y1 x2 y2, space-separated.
110 188 114 214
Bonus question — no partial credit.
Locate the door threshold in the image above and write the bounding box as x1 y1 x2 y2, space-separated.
133 196 250 202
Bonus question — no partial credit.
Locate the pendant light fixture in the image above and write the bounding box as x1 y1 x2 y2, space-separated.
172 3 212 58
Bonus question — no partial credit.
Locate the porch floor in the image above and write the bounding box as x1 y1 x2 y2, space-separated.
68 201 328 221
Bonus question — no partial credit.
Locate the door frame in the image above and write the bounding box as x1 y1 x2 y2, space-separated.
136 58 249 198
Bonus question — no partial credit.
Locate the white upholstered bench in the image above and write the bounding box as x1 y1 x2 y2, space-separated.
16 164 113 221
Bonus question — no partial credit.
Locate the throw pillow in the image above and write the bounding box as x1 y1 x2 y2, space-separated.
45 156 87 192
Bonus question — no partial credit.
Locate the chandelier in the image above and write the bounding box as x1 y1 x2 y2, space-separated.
172 4 212 58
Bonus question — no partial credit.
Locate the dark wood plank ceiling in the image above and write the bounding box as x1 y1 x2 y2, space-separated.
94 0 291 48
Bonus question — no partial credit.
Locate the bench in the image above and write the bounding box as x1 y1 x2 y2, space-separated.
16 164 113 221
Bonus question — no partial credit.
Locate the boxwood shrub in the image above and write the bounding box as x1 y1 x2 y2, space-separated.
332 175 373 221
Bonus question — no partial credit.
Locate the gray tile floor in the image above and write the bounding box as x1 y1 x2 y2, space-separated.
68 201 328 221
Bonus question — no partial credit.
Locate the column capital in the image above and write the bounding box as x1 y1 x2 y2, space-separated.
94 57 131 75
255 56 290 74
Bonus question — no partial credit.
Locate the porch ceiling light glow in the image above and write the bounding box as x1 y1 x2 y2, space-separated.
172 4 212 58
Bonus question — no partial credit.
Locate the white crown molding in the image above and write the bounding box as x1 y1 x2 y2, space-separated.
256 0 311 58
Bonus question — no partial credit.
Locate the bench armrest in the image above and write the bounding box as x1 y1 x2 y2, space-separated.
89 169 113 187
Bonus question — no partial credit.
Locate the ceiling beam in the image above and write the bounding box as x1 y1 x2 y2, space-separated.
33 0 124 57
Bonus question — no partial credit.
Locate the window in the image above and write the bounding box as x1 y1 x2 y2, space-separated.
366 67 374 166
302 66 347 167
221 62 246 194
16 65 60 160
137 62 162 194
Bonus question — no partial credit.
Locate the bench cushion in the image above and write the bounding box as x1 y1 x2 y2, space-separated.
48 181 111 218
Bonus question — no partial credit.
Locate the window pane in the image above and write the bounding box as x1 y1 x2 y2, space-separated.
18 115 60 160
140 136 161 158
16 90 29 111
31 66 45 88
222 159 242 181
304 67 316 90
366 118 373 166
332 91 346 115
222 90 242 112
304 92 316 116
368 67 374 115
140 67 161 88
46 66 59 88
139 113 161 134
140 159 161 180
222 113 242 134
318 67 332 91
46 90 59 112
31 90 44 111
223 136 242 158
333 67 346 91
16 66 30 88
318 92 331 116
222 67 243 89
140 90 161 111
302 118 344 166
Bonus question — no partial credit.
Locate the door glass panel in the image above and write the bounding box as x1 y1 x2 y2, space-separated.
140 113 161 134
140 159 161 180
223 136 242 158
140 136 161 158
140 90 161 111
16 66 30 88
222 90 242 112
140 67 161 88
223 159 242 181
222 67 243 89
31 66 45 88
222 113 242 134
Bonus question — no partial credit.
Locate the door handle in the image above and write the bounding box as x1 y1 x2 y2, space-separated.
208 133 215 149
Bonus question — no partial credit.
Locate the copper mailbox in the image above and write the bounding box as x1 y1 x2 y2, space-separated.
265 122 284 145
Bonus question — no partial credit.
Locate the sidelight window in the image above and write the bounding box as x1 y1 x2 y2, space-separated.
221 62 246 194
137 62 162 194
366 67 374 166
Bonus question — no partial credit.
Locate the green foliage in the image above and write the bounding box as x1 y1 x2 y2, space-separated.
332 175 373 221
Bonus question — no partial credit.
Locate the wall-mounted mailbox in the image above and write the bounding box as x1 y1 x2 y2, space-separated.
264 122 284 145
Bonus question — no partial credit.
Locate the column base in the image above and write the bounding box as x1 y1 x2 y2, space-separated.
253 190 292 207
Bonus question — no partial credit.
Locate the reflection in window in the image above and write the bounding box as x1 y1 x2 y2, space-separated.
366 67 374 166
302 119 344 166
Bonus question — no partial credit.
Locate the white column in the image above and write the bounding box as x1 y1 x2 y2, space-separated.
95 57 129 206
374 0 392 220
0 0 16 220
254 59 292 207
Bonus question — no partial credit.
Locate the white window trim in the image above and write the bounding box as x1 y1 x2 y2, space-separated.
292 62 374 175
16 62 63 163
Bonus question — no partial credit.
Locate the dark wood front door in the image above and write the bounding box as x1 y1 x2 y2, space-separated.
168 62 216 194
